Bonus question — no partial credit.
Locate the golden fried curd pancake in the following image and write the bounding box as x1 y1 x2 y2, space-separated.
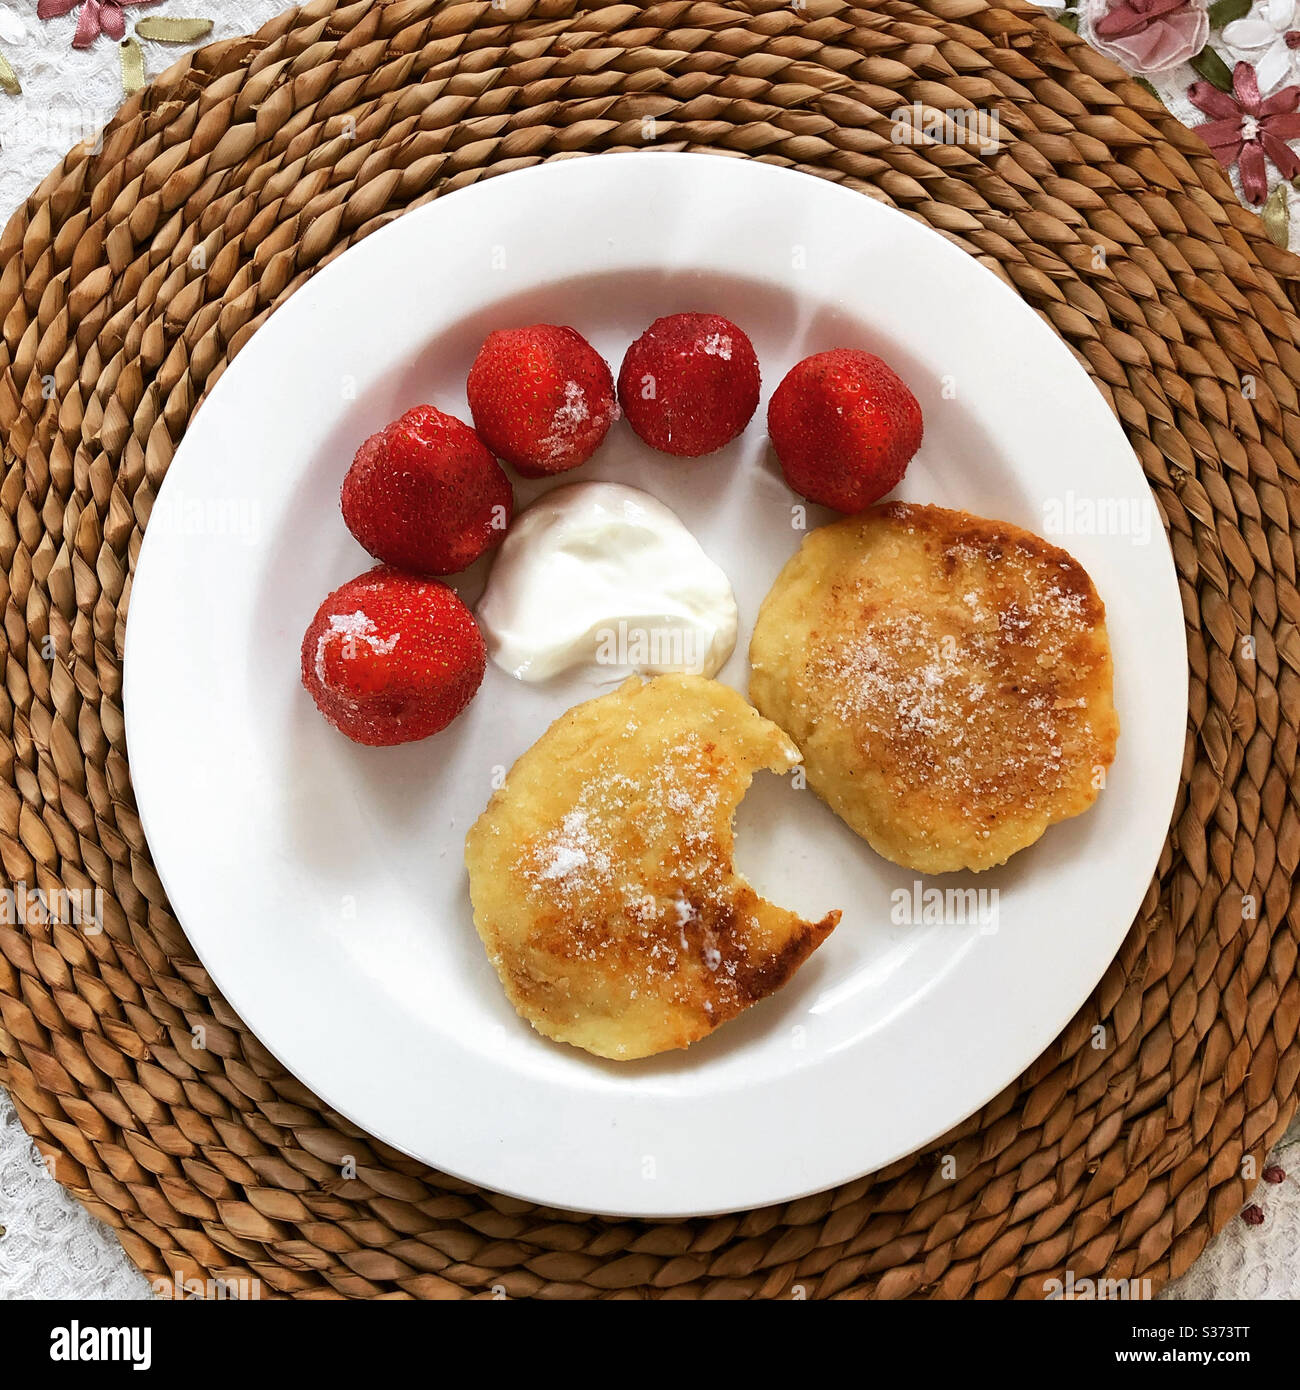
464 674 840 1060
749 503 1119 874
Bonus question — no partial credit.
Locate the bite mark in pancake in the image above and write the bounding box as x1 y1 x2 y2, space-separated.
465 674 840 1060
749 502 1120 873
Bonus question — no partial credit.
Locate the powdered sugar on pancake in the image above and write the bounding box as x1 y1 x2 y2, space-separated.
819 542 1102 815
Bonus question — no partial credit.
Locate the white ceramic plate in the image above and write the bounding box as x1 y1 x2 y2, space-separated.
124 153 1186 1217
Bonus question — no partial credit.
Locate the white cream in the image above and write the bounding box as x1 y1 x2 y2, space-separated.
477 482 738 683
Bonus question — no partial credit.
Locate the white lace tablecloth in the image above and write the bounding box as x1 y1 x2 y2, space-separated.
0 0 1297 1301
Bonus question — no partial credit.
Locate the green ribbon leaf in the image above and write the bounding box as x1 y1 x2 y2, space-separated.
1261 184 1290 248
0 48 20 96
1208 0 1251 27
134 17 215 44
120 36 145 96
1189 46 1235 93
1056 9 1080 32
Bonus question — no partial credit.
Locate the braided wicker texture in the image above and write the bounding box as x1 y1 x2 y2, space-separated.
0 0 1297 1300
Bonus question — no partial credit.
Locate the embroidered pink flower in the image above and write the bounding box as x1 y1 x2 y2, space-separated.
1084 0 1209 74
1189 61 1300 204
37 0 158 50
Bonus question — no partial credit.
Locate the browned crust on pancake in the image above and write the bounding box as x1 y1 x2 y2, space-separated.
465 674 840 1059
878 501 1106 625
749 503 1120 873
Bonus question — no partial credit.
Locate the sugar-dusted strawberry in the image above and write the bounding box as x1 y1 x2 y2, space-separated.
767 350 922 513
467 325 618 477
617 313 760 458
301 566 486 746
342 405 513 575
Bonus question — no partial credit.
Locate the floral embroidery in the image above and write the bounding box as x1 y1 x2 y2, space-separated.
36 0 159 51
1223 0 1300 94
1085 0 1211 72
1189 59 1300 201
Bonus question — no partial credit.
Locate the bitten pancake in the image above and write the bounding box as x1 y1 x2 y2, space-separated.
465 674 840 1060
749 503 1119 873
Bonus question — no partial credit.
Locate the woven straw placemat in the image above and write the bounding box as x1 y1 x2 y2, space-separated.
0 0 1297 1301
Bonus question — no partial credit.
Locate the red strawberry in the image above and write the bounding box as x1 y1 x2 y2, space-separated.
617 313 760 457
342 405 513 575
301 566 486 746
467 325 618 477
767 350 923 513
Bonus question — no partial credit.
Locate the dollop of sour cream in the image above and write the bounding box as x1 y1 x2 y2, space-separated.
477 482 738 682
